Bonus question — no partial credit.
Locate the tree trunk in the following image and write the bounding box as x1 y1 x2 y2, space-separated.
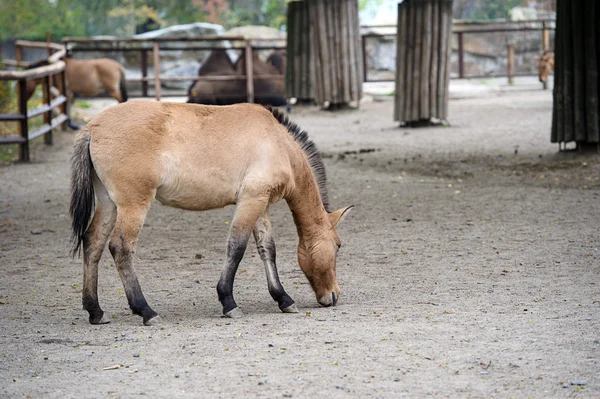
286 0 363 108
394 0 453 125
551 0 600 150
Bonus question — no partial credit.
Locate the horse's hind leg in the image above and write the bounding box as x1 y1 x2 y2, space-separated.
82 178 117 324
109 202 159 326
217 197 270 318
253 209 297 313
107 87 123 103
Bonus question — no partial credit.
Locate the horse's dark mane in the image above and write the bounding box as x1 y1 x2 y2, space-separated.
264 105 331 212
25 59 51 70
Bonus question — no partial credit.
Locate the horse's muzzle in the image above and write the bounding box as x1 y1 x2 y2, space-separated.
318 292 339 307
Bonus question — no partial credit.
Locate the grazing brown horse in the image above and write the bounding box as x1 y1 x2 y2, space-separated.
535 50 554 89
187 50 286 106
25 57 127 103
70 101 352 326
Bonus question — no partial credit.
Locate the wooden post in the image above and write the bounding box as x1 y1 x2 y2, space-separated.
286 0 313 101
507 43 515 85
457 32 464 79
46 31 52 58
245 40 254 103
141 49 148 97
153 41 161 101
16 44 22 70
542 21 550 51
43 75 52 144
395 0 453 125
362 35 368 82
17 79 29 162
60 69 69 130
551 0 600 149
304 0 362 108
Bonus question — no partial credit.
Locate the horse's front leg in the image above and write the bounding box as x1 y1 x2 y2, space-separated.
253 208 298 313
217 198 268 318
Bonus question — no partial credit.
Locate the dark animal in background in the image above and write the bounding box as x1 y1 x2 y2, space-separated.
187 49 287 106
266 50 287 75
187 49 245 105
235 51 287 106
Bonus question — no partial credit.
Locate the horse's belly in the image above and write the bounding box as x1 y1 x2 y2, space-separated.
155 179 237 211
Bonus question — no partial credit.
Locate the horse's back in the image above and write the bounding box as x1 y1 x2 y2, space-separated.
88 101 294 210
66 58 124 97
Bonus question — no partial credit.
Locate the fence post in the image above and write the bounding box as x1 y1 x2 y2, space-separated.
43 75 52 145
46 31 52 58
17 79 29 162
153 41 161 101
60 69 69 130
362 35 367 82
16 44 22 69
507 43 515 85
141 49 148 97
245 40 254 103
457 31 464 78
542 21 550 51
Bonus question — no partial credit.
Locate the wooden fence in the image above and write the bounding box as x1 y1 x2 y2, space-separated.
0 41 69 162
362 19 556 83
62 36 285 102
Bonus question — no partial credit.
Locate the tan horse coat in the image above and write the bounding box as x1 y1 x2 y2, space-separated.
26 57 127 103
70 101 351 325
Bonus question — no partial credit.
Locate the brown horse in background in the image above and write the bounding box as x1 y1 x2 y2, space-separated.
70 101 352 325
25 57 127 103
187 50 286 106
535 50 554 90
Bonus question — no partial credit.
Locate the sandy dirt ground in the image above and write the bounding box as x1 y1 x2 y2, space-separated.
1 87 599 398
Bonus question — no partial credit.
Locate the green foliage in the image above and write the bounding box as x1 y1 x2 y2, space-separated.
359 0 384 12
0 60 10 113
0 80 10 114
0 0 291 40
472 0 525 20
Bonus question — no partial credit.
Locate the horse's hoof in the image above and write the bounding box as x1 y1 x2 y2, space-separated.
144 315 162 326
90 314 110 325
224 307 244 319
281 303 299 313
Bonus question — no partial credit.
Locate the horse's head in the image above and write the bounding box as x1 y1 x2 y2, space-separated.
536 50 554 83
297 206 353 307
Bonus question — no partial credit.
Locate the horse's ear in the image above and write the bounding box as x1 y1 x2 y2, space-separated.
329 206 354 227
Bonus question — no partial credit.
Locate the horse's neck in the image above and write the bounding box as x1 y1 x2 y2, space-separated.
286 162 328 241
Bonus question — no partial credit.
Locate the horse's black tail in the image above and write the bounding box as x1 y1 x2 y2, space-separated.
119 69 128 102
70 131 95 257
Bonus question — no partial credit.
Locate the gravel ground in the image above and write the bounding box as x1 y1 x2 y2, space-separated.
1 88 599 398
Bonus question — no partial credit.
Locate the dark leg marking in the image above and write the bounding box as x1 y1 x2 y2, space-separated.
81 196 116 325
82 232 106 324
109 236 158 325
217 234 248 315
253 211 296 312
